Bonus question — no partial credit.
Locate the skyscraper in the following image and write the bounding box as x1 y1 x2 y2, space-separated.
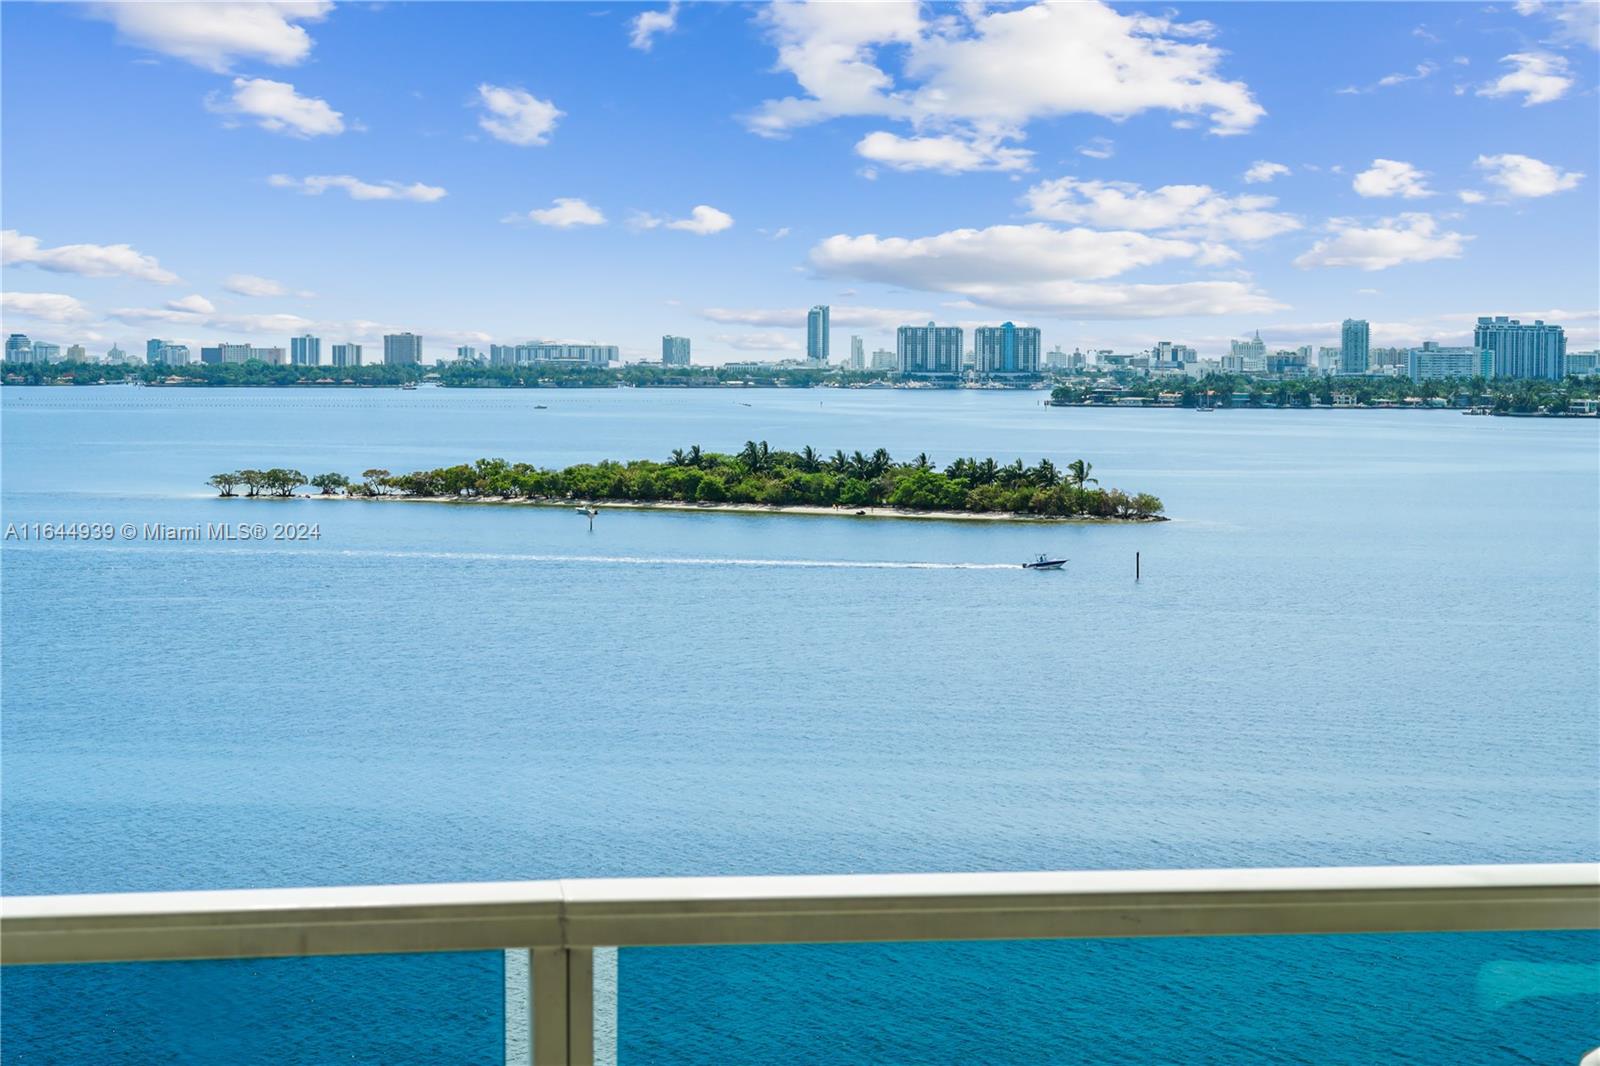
31 341 61 362
974 322 1042 378
849 335 864 370
64 344 87 362
896 322 964 377
1473 316 1566 380
331 343 362 367
384 332 423 365
105 344 126 364
146 339 167 363
6 334 32 362
290 334 321 366
1340 319 1370 375
806 305 829 363
662 336 691 366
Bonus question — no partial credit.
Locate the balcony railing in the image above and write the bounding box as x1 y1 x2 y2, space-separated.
4 863 1597 1064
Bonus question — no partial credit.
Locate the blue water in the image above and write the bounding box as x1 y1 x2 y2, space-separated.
3 387 1597 1062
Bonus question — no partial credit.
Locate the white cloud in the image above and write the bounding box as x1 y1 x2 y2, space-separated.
1243 161 1290 184
633 205 734 235
206 77 344 137
167 294 215 314
746 1 1263 179
1512 0 1600 51
268 174 447 202
1474 153 1585 198
2 229 178 283
1352 159 1434 199
1078 137 1115 160
855 131 1031 173
629 2 679 51
1457 189 1487 204
1293 213 1469 271
1477 52 1574 105
1022 178 1301 241
702 305 932 329
475 84 562 146
1 292 93 323
224 273 289 297
509 197 608 228
87 2 332 73
1338 62 1439 95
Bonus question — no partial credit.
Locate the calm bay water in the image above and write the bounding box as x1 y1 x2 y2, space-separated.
3 386 1597 1062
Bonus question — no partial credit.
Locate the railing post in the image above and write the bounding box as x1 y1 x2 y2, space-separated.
531 947 594 1065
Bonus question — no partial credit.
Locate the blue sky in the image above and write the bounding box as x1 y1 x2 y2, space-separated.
2 1 1596 363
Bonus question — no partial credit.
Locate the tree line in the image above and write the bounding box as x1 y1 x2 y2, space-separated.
210 445 1165 519
1050 371 1600 411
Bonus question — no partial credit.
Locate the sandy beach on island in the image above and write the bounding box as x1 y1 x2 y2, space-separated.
290 494 1167 523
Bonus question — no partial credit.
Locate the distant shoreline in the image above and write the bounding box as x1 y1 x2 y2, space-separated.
289 495 1167 523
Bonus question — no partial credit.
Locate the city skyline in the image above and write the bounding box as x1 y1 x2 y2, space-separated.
1 2 1596 364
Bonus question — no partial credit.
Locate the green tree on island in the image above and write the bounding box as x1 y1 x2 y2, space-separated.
311 473 350 495
207 472 240 497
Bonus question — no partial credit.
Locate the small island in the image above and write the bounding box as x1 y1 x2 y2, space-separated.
208 443 1166 522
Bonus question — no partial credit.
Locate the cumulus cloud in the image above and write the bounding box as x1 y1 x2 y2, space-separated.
702 305 932 329
87 2 332 73
855 131 1032 173
1022 178 1300 241
1458 190 1488 204
632 205 734 235
206 77 344 137
166 294 215 314
1478 52 1574 105
1512 0 1600 51
1293 213 1469 271
1243 161 1290 184
806 223 1282 317
2 229 178 283
1352 159 1434 199
1 292 93 323
268 174 447 202
1078 137 1116 160
224 273 293 297
746 2 1263 180
1474 153 1585 197
629 2 679 51
475 84 562 146
507 197 607 228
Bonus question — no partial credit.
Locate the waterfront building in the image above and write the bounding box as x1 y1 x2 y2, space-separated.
213 343 253 364
849 335 864 370
1340 319 1370 375
896 322 964 378
1406 342 1493 380
1267 351 1309 377
806 306 829 363
662 336 691 366
151 343 190 365
146 339 167 363
290 334 321 366
510 343 617 366
456 346 480 363
64 344 87 362
6 334 32 362
105 344 126 364
974 322 1041 379
1566 350 1599 376
489 344 516 366
384 333 423 366
1231 332 1267 373
331 343 363 368
870 348 896 371
254 347 286 365
1474 316 1566 380
31 341 61 362
200 346 221 365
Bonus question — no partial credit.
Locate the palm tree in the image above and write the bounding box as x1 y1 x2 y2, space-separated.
1066 459 1098 489
738 440 772 473
998 458 1027 487
869 448 893 478
828 449 850 474
668 448 689 467
848 450 872 480
687 445 703 467
974 458 999 485
798 445 822 473
914 452 932 471
1030 459 1060 488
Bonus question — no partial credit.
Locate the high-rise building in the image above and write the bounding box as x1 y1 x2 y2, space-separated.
489 344 516 366
150 343 190 365
64 344 87 362
146 339 168 363
384 332 424 365
6 334 32 362
1231 331 1267 373
897 322 964 377
806 305 829 363
511 343 617 366
1406 342 1493 380
456 346 480 362
662 336 691 366
1340 319 1370 375
331 343 363 367
849 335 865 370
31 341 61 362
1473 316 1566 380
870 348 896 370
1566 350 1599 376
105 344 126 364
974 322 1042 378
290 334 321 366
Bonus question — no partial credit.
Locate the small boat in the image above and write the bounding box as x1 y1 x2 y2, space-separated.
399 382 418 390
534 404 548 410
1022 554 1068 570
